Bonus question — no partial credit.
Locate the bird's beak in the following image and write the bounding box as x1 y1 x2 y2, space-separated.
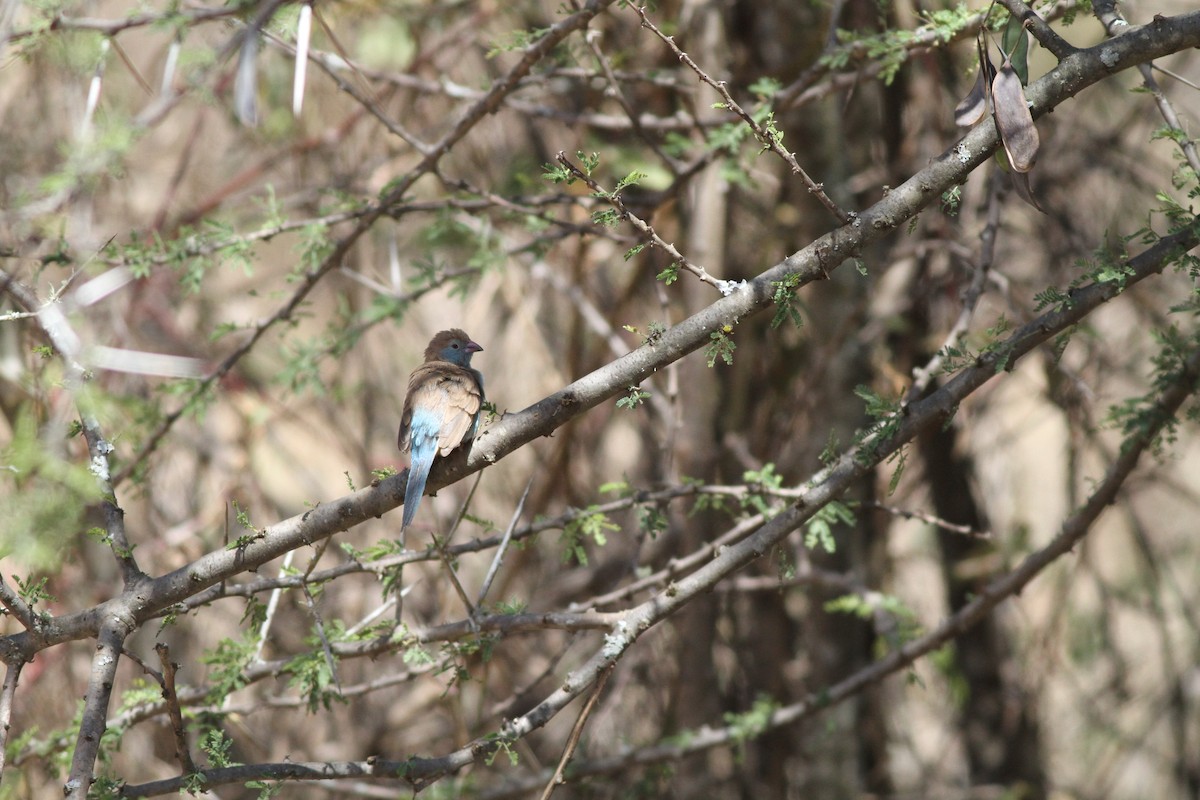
466 340 483 353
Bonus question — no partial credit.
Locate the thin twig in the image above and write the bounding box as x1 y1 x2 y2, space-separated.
301 581 343 695
118 646 160 682
4 5 238 43
580 27 680 170
478 477 535 606
718 568 862 596
555 152 734 293
296 537 342 693
1137 66 1200 178
538 664 613 800
631 5 852 224
413 470 486 619
567 512 767 612
433 536 476 619
345 595 398 638
1153 64 1200 92
0 574 39 632
154 643 198 776
251 548 295 665
866 502 992 539
995 0 1078 60
109 37 153 96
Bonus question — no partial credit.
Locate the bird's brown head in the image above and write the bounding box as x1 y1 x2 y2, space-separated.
424 328 483 367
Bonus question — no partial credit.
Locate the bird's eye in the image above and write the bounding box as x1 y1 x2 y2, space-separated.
451 342 460 349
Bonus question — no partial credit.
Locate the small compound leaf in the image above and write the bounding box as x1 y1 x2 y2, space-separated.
992 62 1039 173
955 67 987 127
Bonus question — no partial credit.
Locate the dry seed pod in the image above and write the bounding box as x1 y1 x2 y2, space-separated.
1009 169 1045 213
956 32 997 128
955 67 988 127
991 62 1039 173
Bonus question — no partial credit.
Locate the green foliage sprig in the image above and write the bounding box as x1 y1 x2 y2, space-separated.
200 634 258 705
616 385 651 410
742 463 784 519
804 500 854 553
560 506 618 565
705 326 736 366
820 4 978 85
1106 326 1200 457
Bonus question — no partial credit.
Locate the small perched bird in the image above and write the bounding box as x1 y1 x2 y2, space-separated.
398 329 485 530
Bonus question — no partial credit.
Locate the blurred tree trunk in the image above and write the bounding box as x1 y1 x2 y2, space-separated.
792 272 893 799
716 0 900 794
664 2 736 793
919 420 1048 798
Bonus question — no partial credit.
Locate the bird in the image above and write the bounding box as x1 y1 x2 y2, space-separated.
397 329 485 531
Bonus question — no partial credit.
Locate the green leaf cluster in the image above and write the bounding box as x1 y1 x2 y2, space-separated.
200 634 258 704
616 385 651 410
825 590 922 654
703 79 783 185
1106 326 1200 457
804 500 854 553
105 216 256 291
560 506 617 565
821 4 976 86
741 463 784 519
487 25 552 58
770 273 805 329
656 263 680 285
723 695 778 749
284 625 351 713
852 384 903 459
705 327 736 367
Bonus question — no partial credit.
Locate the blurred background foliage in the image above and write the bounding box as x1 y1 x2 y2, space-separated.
1 0 1199 797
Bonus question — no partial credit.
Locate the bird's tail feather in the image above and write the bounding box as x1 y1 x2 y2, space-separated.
402 444 436 530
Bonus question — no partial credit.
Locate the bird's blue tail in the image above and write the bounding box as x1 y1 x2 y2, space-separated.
403 437 436 530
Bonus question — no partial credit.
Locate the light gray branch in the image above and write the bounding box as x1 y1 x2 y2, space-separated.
0 661 23 777
65 614 133 798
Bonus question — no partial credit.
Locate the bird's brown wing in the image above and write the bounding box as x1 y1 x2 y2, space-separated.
398 362 482 455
